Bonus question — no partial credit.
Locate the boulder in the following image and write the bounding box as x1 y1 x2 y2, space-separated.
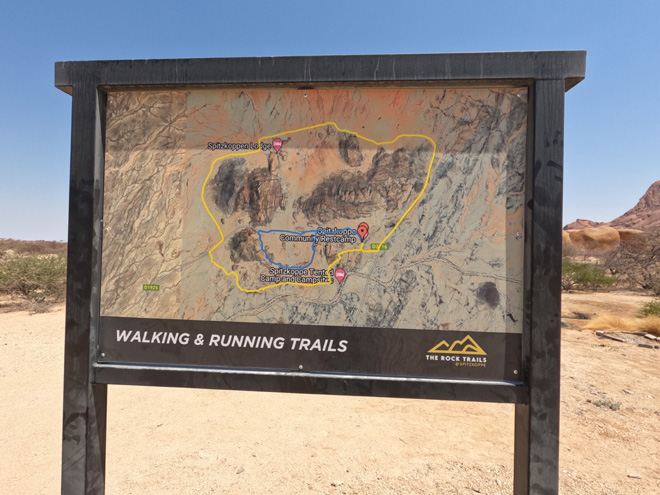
567 226 620 254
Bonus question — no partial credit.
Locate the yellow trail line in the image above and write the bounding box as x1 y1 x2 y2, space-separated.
200 121 437 294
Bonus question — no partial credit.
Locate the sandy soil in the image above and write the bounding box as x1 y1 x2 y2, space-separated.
1 293 659 494
562 291 653 320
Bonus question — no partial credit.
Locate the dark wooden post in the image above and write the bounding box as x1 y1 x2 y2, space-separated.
61 71 107 494
514 78 566 495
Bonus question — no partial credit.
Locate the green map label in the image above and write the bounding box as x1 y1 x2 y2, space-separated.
370 243 390 251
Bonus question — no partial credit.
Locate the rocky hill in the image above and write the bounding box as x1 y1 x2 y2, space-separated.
565 180 660 231
563 180 659 255
609 180 660 229
563 218 603 230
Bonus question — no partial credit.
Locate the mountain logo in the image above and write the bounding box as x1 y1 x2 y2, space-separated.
428 335 487 356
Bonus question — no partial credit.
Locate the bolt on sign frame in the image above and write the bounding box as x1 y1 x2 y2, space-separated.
55 51 585 495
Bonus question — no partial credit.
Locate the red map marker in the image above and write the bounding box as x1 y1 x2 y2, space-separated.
272 138 283 152
335 268 346 283
357 222 369 241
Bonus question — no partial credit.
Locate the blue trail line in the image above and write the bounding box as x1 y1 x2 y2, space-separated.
258 227 359 270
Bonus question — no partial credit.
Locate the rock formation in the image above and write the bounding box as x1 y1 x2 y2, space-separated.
565 226 621 254
214 157 247 215
297 145 425 224
563 219 603 230
608 180 660 230
229 229 264 263
563 180 659 255
233 169 286 226
338 134 363 168
565 180 660 231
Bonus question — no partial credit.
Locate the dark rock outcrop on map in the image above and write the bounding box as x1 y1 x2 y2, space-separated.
214 158 247 215
368 145 432 203
476 282 500 309
298 146 426 223
229 229 263 263
234 168 286 226
368 147 413 181
267 152 279 174
367 147 416 212
338 134 363 167
215 161 286 224
297 171 378 223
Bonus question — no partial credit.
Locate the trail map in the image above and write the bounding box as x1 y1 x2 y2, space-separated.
100 87 527 333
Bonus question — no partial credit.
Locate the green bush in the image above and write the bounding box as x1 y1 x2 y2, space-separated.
640 298 660 318
561 260 616 291
0 253 67 302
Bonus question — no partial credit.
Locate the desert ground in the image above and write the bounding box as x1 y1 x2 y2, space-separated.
1 292 659 495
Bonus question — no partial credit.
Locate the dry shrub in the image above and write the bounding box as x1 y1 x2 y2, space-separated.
584 315 637 332
636 316 660 336
584 314 660 336
0 238 67 256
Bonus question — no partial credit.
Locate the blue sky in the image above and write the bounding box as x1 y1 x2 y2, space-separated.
0 0 658 241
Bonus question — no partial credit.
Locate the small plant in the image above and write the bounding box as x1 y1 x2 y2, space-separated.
0 253 67 302
593 399 621 411
561 260 616 291
640 298 660 318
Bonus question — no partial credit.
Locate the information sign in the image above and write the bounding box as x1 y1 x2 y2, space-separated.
99 86 526 380
56 51 586 494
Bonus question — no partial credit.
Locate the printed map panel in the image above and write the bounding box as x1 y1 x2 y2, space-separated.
100 87 527 334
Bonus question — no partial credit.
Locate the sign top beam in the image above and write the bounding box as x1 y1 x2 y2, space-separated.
55 51 586 94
